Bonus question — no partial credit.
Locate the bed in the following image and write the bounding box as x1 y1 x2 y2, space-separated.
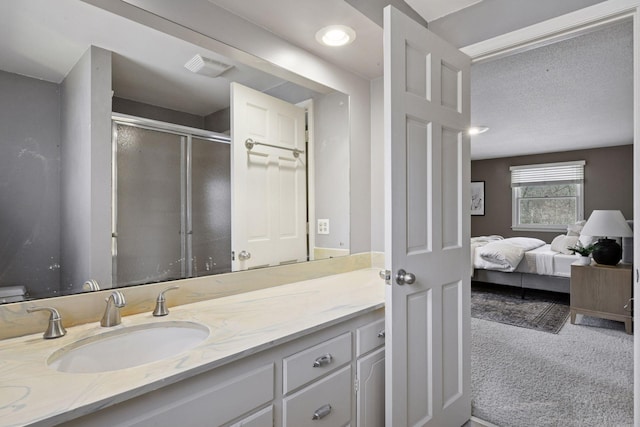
471 236 579 294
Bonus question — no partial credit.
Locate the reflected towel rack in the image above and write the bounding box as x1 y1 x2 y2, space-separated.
245 138 304 158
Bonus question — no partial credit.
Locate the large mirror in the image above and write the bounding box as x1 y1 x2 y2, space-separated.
0 0 350 302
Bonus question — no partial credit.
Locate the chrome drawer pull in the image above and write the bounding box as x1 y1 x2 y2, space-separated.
377 330 385 338
312 404 332 420
312 353 333 368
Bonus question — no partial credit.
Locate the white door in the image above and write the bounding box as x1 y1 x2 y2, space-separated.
230 82 307 271
383 6 471 427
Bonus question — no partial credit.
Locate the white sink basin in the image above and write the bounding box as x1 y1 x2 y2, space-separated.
48 321 210 373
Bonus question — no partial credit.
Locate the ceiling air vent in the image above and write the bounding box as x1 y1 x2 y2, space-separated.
184 54 233 78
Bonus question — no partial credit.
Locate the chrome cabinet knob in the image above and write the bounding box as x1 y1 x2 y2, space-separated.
395 269 416 285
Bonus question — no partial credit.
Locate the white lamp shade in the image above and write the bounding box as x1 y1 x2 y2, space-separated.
581 210 633 238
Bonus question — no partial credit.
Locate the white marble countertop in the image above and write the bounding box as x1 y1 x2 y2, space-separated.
0 268 385 426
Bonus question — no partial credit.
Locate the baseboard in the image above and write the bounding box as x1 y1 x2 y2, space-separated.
469 416 500 427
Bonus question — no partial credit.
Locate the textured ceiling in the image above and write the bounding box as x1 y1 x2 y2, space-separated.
470 20 633 160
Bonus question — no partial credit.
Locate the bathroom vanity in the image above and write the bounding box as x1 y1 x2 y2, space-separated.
0 268 385 426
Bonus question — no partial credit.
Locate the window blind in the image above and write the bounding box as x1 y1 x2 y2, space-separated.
510 160 585 187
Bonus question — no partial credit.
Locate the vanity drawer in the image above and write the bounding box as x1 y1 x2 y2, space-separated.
229 405 273 427
283 332 352 394
356 318 385 357
283 365 352 427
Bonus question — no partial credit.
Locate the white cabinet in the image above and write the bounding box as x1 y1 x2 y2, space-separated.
356 318 385 357
230 406 274 427
355 318 385 427
61 363 275 427
356 348 385 427
283 366 352 426
59 309 384 427
283 332 351 394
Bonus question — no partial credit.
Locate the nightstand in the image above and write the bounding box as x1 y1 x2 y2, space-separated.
570 263 633 334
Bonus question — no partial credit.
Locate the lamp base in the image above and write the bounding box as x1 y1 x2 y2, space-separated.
591 238 622 266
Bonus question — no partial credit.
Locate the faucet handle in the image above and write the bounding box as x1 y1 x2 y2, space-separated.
101 291 126 327
153 286 180 317
107 290 126 308
27 306 67 339
82 279 101 292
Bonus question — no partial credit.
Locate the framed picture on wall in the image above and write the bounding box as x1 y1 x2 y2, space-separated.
471 181 485 216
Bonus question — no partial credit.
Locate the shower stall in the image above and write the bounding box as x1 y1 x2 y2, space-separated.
112 114 231 287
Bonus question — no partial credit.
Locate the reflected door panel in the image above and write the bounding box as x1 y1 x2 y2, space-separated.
231 82 307 271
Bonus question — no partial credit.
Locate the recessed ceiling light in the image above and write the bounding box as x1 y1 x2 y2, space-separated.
315 25 356 47
468 126 489 135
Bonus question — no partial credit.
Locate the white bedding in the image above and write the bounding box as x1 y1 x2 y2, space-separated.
472 240 580 277
476 237 545 272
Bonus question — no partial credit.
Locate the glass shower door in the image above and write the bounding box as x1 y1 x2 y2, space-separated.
113 124 185 286
191 137 231 276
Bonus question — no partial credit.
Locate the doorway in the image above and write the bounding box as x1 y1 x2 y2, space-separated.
461 1 639 424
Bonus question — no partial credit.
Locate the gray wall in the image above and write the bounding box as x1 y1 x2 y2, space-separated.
314 92 350 250
370 77 385 252
113 97 205 129
61 46 113 293
204 108 230 133
0 70 61 298
471 145 633 242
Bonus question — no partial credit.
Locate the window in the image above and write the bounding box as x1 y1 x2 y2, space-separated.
511 161 585 231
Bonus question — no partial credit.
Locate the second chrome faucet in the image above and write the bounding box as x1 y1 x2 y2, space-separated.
101 291 126 327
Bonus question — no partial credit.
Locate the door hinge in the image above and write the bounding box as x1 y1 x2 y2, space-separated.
231 251 235 261
305 129 309 143
354 376 360 393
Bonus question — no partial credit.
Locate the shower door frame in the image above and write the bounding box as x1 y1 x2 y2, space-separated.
111 113 230 286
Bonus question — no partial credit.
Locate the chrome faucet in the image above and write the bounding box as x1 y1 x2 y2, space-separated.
153 285 179 317
101 291 126 327
27 306 67 339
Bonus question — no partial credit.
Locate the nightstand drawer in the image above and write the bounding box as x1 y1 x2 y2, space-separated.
283 332 351 394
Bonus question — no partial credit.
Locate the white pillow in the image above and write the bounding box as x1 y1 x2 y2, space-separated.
550 235 580 255
567 220 586 237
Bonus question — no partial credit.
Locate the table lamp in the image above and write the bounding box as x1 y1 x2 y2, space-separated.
581 210 633 265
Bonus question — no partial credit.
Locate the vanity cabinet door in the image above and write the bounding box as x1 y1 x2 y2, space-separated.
59 364 274 427
356 347 385 427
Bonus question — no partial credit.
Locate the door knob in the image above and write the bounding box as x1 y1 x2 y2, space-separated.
238 250 251 261
395 269 416 285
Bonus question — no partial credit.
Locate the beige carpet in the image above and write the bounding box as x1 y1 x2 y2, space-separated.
471 314 633 426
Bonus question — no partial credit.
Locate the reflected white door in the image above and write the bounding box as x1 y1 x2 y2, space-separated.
230 82 307 271
384 6 471 427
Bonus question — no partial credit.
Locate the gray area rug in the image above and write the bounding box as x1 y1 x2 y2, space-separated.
472 315 633 426
471 283 570 334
